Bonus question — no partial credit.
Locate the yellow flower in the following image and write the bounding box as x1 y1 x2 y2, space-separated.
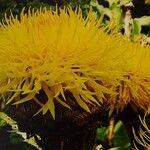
109 43 150 112
0 7 150 118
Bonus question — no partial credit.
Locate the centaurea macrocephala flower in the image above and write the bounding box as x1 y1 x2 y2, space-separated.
0 7 149 118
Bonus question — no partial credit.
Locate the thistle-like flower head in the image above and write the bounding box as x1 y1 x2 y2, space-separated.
0 7 150 118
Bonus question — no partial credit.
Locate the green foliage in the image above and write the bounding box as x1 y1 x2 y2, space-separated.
9 132 35 150
131 16 150 39
0 112 41 150
131 19 141 37
0 0 50 21
113 121 131 149
96 127 107 142
0 112 17 130
90 0 150 42
95 120 131 149
0 118 6 129
106 0 132 7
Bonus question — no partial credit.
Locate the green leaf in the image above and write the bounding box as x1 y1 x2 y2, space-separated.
0 112 17 130
113 121 131 149
9 132 41 150
24 136 42 150
9 132 24 144
0 118 6 128
90 1 112 18
106 0 132 7
108 147 124 150
131 19 141 36
119 0 132 6
110 4 123 30
106 0 119 7
96 127 107 142
135 16 150 26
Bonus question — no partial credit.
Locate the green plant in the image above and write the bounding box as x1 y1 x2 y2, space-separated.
94 120 131 149
0 112 41 150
